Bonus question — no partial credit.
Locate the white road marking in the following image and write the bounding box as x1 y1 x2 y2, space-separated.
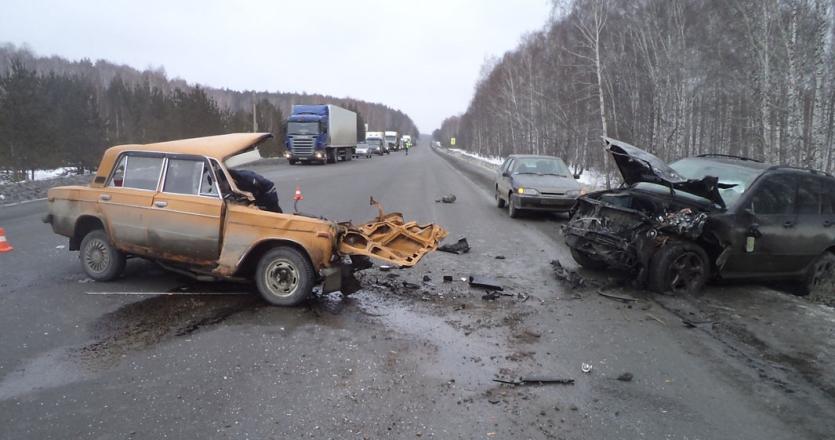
0 197 48 208
85 291 249 296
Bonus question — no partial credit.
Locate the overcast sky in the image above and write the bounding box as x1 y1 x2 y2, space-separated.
0 0 552 132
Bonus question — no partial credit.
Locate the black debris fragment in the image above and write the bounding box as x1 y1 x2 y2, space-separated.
550 260 586 289
402 281 420 290
495 255 506 260
435 194 457 203
616 372 634 382
443 275 453 283
438 237 470 254
422 275 432 282
481 291 501 301
469 275 503 291
597 290 639 303
493 377 575 386
682 319 713 328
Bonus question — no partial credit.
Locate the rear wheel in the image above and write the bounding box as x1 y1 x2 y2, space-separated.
802 251 835 302
570 247 607 270
79 229 126 281
255 247 315 306
648 241 709 295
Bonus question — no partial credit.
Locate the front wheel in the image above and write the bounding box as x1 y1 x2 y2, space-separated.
79 229 126 281
648 241 709 295
495 187 506 208
507 194 520 218
255 247 315 306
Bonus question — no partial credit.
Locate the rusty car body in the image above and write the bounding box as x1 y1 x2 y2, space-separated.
44 133 447 305
564 137 835 295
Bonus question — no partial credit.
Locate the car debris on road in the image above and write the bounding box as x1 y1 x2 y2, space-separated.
493 377 575 386
438 237 470 254
435 194 457 203
468 275 503 291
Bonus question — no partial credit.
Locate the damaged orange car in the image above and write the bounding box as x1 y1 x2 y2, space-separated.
43 133 447 305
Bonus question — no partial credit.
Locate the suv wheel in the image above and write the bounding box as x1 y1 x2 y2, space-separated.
803 251 835 301
255 247 315 306
79 229 126 281
648 241 709 295
570 247 607 270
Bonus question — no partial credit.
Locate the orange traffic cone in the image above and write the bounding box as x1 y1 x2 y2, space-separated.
293 185 304 201
0 227 13 253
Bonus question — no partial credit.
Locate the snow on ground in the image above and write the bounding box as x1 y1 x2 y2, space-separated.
448 149 505 166
1 167 86 184
447 147 608 190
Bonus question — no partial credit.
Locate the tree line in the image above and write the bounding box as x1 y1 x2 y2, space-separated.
0 44 418 180
435 0 835 185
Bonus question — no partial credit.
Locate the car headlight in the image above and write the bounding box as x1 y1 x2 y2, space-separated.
517 187 540 195
566 189 580 197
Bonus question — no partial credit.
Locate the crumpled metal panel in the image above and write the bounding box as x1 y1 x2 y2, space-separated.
337 211 448 268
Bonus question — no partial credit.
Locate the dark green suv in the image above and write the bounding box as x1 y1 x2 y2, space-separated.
564 137 835 297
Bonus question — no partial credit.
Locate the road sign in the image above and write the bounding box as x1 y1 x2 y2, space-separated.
450 137 456 146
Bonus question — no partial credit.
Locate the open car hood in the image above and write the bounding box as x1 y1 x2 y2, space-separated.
603 137 727 208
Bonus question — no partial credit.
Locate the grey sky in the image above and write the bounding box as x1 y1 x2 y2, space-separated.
0 0 552 132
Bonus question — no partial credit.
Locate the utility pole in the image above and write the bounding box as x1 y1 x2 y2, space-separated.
252 92 258 132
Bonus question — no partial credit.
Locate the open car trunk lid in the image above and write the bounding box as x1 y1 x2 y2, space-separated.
603 137 727 208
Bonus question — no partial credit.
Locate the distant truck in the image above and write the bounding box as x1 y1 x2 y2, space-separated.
366 131 389 155
285 104 357 165
385 131 399 151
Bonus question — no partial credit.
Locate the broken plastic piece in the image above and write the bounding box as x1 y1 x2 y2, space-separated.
438 237 470 254
581 363 593 373
469 275 503 291
493 377 575 386
435 194 457 203
550 260 586 289
443 275 453 283
616 372 633 382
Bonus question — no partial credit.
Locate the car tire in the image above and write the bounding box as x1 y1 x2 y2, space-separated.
255 247 315 306
288 159 297 165
802 251 835 301
496 187 506 208
648 240 709 295
570 247 607 270
79 229 126 281
508 194 519 218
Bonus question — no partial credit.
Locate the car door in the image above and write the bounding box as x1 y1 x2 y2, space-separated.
99 152 164 254
148 156 224 264
497 158 514 197
729 173 807 276
793 175 835 266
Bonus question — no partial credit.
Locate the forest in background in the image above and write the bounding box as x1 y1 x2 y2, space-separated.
0 44 419 180
435 0 835 186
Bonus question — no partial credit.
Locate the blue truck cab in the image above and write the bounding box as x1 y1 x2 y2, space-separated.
285 104 357 165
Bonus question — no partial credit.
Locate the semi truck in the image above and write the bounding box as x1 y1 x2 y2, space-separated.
385 131 399 151
366 131 389 154
285 104 357 165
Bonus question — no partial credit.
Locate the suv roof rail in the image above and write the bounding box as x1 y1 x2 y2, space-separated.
695 153 763 163
767 165 833 177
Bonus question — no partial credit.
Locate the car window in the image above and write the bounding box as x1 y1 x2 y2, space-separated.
121 155 163 191
200 163 218 196
164 159 204 195
820 178 835 215
108 155 127 187
796 176 823 215
500 158 512 174
749 174 796 215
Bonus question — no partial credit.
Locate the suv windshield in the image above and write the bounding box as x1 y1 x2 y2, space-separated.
670 158 764 207
511 157 570 176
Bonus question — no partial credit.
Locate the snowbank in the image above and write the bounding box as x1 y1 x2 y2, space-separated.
448 149 505 166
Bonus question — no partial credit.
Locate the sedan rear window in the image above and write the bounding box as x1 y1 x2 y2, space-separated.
110 155 163 191
164 159 204 195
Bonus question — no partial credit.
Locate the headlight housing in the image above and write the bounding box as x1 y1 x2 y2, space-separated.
517 187 540 195
566 189 580 197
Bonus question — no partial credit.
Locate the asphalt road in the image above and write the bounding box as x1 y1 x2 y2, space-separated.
1 140 833 439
